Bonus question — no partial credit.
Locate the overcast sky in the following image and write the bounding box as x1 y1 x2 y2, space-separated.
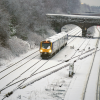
80 0 100 6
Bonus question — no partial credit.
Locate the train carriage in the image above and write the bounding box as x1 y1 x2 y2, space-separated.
40 31 68 58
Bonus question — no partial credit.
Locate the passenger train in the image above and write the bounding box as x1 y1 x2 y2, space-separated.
40 31 68 58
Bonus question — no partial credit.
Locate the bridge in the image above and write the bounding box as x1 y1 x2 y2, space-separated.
46 14 100 36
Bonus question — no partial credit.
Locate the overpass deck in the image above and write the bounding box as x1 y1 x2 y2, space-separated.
46 13 100 19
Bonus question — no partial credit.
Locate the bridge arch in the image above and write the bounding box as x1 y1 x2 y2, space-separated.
46 14 100 36
61 24 96 37
61 24 81 32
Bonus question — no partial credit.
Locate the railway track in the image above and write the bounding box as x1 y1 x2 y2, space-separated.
1 46 100 100
82 27 100 100
0 26 80 75
0 59 49 99
97 27 100 100
0 53 39 81
67 30 82 44
0 59 42 92
0 27 95 100
0 49 39 74
17 59 50 87
0 27 80 91
63 27 100 100
1 47 99 90
65 33 92 62
71 39 92 60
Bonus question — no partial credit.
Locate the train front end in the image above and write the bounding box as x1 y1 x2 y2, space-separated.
40 41 52 58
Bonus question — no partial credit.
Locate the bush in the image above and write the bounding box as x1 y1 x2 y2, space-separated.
7 36 30 56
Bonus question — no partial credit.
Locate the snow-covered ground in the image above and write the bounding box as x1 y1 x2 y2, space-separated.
0 26 100 100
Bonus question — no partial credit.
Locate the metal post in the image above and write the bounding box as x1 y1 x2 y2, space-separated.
69 60 76 77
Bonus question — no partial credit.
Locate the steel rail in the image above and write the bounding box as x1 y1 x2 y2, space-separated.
82 27 100 100
0 50 39 73
0 54 39 80
0 47 99 93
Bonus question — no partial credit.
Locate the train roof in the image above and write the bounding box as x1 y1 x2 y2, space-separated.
46 31 67 42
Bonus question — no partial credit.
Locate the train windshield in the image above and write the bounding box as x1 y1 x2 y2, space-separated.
42 43 51 49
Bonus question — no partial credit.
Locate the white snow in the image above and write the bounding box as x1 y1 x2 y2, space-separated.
0 26 100 100
46 13 100 19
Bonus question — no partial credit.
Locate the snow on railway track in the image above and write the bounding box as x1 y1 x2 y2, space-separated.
0 49 39 73
82 26 100 100
64 26 100 100
0 26 100 100
0 27 82 100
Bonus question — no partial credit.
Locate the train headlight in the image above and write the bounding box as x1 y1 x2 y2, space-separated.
40 50 43 52
49 50 52 53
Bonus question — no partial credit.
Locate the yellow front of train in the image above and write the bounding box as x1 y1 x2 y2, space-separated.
40 41 52 58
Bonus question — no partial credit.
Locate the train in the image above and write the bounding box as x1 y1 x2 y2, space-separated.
40 31 68 58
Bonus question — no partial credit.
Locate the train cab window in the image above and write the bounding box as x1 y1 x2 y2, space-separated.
42 43 51 49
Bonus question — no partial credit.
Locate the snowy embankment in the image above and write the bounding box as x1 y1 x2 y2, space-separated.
0 25 75 66
0 25 80 100
0 37 30 66
0 30 54 66
13 26 99 100
1 26 99 100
